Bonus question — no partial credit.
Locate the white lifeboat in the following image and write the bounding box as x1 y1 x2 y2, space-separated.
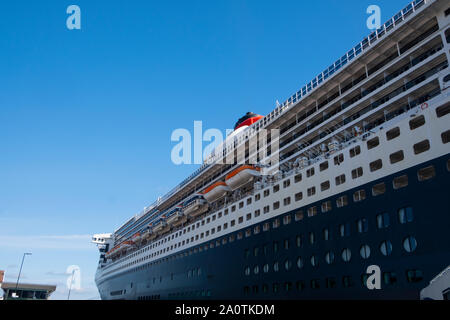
225 165 261 190
183 195 208 217
165 206 184 225
201 181 231 203
152 218 167 233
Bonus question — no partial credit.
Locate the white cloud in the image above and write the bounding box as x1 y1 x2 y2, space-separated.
0 234 94 250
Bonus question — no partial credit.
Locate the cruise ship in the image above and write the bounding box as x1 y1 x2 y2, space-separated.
92 0 450 300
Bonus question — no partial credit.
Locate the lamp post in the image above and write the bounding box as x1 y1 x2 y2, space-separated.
67 269 75 300
14 252 32 298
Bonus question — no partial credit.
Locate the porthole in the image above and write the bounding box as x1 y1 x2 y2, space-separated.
310 255 318 267
284 260 292 271
253 265 260 275
380 241 393 256
273 262 279 272
360 245 371 259
325 252 335 264
341 248 351 262
403 236 417 253
296 257 304 269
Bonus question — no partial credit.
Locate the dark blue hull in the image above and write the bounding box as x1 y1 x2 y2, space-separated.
97 154 450 300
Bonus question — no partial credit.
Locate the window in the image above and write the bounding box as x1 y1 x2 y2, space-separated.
406 270 423 283
264 206 270 214
383 272 397 285
307 207 317 217
403 236 418 253
341 248 351 262
273 185 280 193
390 151 404 164
311 279 320 289
254 209 261 218
367 137 379 150
306 168 315 177
418 166 435 181
326 278 337 289
334 154 344 165
380 240 393 256
284 239 290 250
321 201 332 213
255 194 261 201
321 181 330 191
335 174 346 186
264 190 270 197
273 219 280 229
273 202 280 210
413 140 430 154
252 265 260 275
246 213 251 221
409 115 425 130
323 228 330 241
336 195 348 208
283 215 291 225
349 146 361 158
342 276 354 288
238 217 243 224
296 235 303 247
357 218 369 233
273 262 279 272
247 198 252 205
370 159 383 172
263 264 269 273
295 174 302 183
377 212 390 229
360 245 371 259
283 179 291 188
386 127 400 140
353 189 366 202
244 266 250 276
307 187 316 197
436 103 450 118
239 202 244 209
325 252 335 265
284 260 292 271
372 182 386 196
309 232 315 245
442 130 450 144
320 161 329 171
295 192 303 202
398 207 413 224
295 211 304 221
283 197 291 206
296 257 304 269
352 167 363 179
310 255 318 267
296 281 305 291
393 175 408 189
339 223 350 237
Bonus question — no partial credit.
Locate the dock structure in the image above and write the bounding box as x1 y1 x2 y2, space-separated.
0 270 56 300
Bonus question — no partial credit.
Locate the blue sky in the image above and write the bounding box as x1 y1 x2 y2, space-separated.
0 0 409 299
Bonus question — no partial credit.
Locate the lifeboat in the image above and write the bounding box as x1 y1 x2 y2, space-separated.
201 181 231 203
131 232 142 242
152 218 167 233
183 195 208 218
225 165 261 190
165 206 184 225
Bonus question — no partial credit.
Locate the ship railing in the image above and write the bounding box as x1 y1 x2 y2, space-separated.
111 0 433 245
